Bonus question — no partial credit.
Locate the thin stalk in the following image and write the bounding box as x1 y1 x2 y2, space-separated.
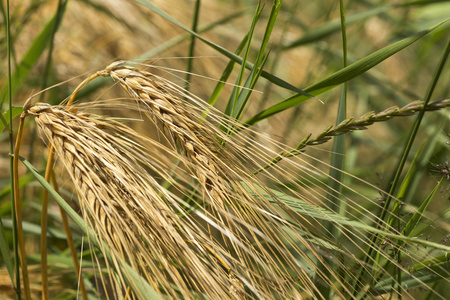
67 72 101 105
319 1 348 297
13 109 32 300
325 0 348 238
5 0 20 298
185 0 201 93
40 148 55 300
40 0 66 92
38 3 66 299
39 71 100 299
50 170 88 300
354 36 450 299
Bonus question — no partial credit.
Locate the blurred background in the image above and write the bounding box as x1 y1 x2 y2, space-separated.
0 0 449 298
3 0 448 205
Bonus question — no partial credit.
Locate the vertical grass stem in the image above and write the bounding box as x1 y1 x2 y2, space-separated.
13 110 32 300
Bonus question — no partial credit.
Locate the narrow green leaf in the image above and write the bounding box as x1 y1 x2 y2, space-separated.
0 217 14 286
184 0 201 93
207 33 248 107
240 182 450 251
402 179 442 237
0 16 58 101
224 1 264 119
1 218 67 239
324 0 348 234
285 5 393 49
20 157 164 300
227 0 282 121
372 259 450 296
133 0 312 97
245 19 449 125
0 107 22 133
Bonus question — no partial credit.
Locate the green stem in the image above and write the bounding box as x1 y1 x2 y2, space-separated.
185 0 201 93
13 112 32 300
5 1 20 298
354 36 450 299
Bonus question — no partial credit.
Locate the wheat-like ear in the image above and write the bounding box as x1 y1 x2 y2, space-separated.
101 65 347 295
28 62 449 299
29 103 244 299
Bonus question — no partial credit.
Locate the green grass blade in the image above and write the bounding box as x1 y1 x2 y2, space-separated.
225 1 274 120
5 1 19 298
224 1 262 118
228 0 282 120
0 217 14 286
284 5 393 49
402 179 442 237
372 257 450 297
245 19 449 125
240 182 450 251
325 0 348 225
0 107 22 133
207 33 249 107
184 0 201 93
0 15 59 101
20 157 164 300
320 2 348 296
133 0 312 97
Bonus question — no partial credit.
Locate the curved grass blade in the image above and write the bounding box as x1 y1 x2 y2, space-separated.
284 5 393 49
0 217 13 285
372 257 450 298
225 0 282 121
224 1 263 119
245 19 449 125
74 11 246 102
133 0 312 98
319 3 349 296
207 33 248 107
402 178 442 237
325 0 348 230
0 107 22 133
184 0 201 93
241 182 450 252
0 15 63 101
20 156 164 300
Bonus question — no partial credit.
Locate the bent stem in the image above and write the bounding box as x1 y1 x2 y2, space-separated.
66 71 103 105
13 110 31 300
39 70 104 299
50 169 88 300
40 147 54 300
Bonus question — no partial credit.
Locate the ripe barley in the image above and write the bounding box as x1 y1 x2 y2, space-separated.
29 103 244 299
27 62 447 299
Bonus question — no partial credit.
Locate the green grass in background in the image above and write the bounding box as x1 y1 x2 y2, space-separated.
1 0 449 299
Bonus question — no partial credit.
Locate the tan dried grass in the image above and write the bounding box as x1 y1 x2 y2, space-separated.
26 62 445 299
27 68 331 297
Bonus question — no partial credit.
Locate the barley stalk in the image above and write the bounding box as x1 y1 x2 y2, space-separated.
29 65 333 298
98 63 359 297
256 99 450 173
27 62 447 299
29 103 239 299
